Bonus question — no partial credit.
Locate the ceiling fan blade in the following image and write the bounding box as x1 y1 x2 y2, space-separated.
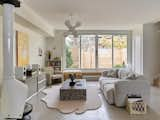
65 20 72 29
74 21 81 28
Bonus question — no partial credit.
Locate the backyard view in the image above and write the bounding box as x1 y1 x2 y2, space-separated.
65 36 80 68
81 35 96 69
98 35 112 68
65 34 127 69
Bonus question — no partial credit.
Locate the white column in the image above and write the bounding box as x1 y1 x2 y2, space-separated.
3 4 14 80
1 2 28 119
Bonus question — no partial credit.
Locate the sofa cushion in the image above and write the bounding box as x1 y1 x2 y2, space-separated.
125 72 136 80
103 84 115 105
107 69 119 78
102 69 119 78
124 72 145 80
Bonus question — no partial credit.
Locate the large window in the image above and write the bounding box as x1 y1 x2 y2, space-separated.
98 35 127 68
65 34 128 69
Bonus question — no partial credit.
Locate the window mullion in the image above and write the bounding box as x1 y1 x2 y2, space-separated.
80 35 81 69
95 35 98 69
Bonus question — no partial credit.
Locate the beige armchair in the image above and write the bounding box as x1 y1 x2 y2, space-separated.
44 67 63 86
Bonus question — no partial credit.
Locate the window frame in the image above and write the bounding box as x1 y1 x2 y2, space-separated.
63 31 132 70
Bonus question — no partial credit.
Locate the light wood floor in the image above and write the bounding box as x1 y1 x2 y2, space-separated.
28 82 160 120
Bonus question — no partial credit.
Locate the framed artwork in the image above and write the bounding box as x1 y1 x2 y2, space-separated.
38 48 43 56
16 31 29 67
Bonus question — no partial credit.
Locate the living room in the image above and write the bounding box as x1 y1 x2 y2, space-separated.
0 0 160 120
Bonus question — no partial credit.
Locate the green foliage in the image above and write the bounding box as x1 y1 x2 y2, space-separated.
114 64 124 68
66 46 73 68
99 37 112 48
113 36 127 49
114 61 125 68
70 64 78 68
99 35 127 49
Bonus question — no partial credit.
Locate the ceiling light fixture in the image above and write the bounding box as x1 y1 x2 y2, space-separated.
64 13 82 37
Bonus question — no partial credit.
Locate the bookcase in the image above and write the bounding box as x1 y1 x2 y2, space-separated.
51 59 62 74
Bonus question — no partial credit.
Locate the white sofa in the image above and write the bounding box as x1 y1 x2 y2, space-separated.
99 69 150 107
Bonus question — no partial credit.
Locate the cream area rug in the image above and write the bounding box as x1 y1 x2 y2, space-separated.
41 85 102 114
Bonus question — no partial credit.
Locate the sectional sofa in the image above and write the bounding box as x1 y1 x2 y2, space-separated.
99 68 150 107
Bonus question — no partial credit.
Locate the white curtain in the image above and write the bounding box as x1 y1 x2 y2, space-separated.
132 26 143 74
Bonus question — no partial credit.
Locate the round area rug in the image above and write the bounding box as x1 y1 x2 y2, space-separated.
41 85 102 114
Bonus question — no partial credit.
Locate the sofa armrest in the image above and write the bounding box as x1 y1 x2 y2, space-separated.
114 80 150 107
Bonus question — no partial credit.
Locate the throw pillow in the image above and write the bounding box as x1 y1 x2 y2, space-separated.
107 69 119 78
102 70 109 77
125 72 144 80
125 73 136 80
118 68 130 79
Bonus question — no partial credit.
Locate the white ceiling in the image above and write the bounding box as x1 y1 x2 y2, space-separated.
24 0 160 29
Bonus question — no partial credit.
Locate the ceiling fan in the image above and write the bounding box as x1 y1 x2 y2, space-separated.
64 14 82 37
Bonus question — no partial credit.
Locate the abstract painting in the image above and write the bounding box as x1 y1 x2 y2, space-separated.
16 31 29 67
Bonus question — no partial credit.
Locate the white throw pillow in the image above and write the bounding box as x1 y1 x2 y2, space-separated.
102 69 119 78
107 69 119 78
125 72 144 80
118 68 130 79
125 72 136 80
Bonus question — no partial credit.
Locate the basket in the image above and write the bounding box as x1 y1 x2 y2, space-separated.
126 98 147 114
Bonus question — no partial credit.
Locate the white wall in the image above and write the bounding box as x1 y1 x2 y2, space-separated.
143 22 160 83
0 16 2 85
46 30 64 59
15 23 46 68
